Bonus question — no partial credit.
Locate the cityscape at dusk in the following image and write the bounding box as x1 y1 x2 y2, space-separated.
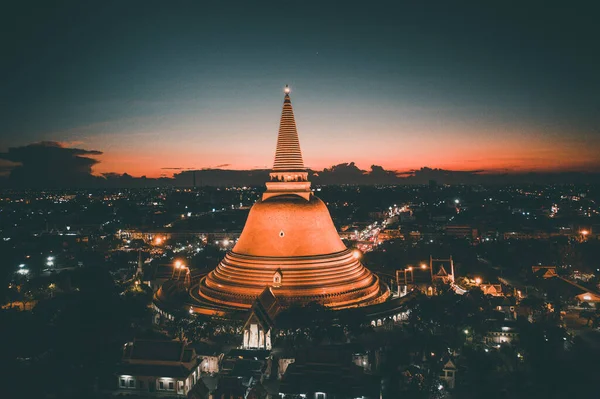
2 2 600 399
2 2 599 182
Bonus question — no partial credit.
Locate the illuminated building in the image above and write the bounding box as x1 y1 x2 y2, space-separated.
195 87 389 312
116 340 204 396
396 256 455 297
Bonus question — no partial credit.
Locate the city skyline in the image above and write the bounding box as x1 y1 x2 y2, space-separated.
1 2 599 182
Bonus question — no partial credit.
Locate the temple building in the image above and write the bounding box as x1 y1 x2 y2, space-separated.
242 287 282 350
195 86 389 313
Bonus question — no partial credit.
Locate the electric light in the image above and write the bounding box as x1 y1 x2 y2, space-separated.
407 266 413 271
175 260 183 269
475 277 482 285
223 239 230 246
154 237 163 245
420 263 427 269
583 294 591 301
352 249 362 259
581 230 589 236
284 85 291 94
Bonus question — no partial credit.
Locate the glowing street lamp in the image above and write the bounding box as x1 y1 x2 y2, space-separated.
154 236 163 245
420 263 427 269
475 277 482 285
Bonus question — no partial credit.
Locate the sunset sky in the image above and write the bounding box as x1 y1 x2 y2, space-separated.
1 1 599 178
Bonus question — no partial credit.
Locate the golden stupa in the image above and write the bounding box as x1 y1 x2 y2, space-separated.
197 86 389 310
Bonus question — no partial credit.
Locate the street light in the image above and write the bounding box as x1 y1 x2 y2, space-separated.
475 277 482 285
420 263 427 269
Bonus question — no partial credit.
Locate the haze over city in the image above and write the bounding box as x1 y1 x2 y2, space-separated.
1 1 599 186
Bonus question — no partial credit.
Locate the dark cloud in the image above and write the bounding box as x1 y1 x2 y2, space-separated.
214 163 231 168
0 141 102 188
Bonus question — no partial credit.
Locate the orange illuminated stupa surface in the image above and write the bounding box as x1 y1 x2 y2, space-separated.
198 86 389 310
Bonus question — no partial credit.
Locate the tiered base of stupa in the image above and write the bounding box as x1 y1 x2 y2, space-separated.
197 248 389 310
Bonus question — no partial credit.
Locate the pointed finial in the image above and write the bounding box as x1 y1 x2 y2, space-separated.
284 85 291 95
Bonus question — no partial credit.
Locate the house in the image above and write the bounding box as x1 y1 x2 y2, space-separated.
279 347 380 399
214 349 269 399
484 322 519 345
480 284 503 297
189 341 222 374
115 339 203 397
575 291 600 305
491 296 517 320
397 256 456 297
532 266 558 279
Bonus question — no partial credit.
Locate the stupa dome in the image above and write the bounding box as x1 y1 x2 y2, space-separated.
197 86 389 310
233 195 346 257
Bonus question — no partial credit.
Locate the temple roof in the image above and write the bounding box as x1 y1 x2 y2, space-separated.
244 287 282 331
128 340 185 362
273 86 304 172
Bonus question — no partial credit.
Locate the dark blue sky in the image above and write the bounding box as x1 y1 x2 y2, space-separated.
1 1 599 177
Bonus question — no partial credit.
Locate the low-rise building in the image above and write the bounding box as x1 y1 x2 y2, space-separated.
115 339 202 397
484 322 519 345
279 347 379 399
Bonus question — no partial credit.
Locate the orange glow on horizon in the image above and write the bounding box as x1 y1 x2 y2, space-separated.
92 141 600 179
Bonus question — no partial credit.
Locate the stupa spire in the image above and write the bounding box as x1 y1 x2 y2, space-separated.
264 86 311 201
273 85 305 171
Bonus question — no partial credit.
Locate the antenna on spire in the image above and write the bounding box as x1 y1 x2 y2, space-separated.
284 85 291 95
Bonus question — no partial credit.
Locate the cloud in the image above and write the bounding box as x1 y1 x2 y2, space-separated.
0 141 103 188
214 163 231 168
